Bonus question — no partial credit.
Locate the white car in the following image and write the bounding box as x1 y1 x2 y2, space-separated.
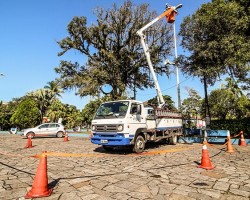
22 123 65 138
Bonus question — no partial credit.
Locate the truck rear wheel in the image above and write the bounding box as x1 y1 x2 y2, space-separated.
169 135 177 145
133 135 145 153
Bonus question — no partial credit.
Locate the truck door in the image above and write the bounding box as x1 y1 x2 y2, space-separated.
127 103 146 134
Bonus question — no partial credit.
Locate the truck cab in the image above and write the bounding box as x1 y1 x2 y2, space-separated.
91 100 147 148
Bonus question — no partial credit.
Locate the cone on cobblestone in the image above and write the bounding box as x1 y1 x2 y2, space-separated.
226 130 234 153
64 132 69 142
198 144 215 170
239 131 247 146
25 151 52 199
24 135 33 148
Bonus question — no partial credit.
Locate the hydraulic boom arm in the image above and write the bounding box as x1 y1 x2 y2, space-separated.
137 4 182 108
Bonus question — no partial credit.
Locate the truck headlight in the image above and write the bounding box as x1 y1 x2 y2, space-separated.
92 125 96 131
117 124 123 132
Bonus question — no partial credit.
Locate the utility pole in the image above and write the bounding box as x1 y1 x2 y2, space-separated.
173 22 181 112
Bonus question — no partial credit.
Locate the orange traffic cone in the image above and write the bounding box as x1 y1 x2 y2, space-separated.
24 135 33 148
64 132 69 142
239 131 247 146
198 144 215 170
226 130 234 153
25 151 53 198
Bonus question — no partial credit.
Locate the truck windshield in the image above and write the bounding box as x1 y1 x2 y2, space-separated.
95 101 129 119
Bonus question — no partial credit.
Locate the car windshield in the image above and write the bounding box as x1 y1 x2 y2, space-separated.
94 101 129 119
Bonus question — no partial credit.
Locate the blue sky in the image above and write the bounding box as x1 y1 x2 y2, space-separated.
0 0 214 110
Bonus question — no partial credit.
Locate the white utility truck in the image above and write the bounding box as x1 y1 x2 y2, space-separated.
91 4 183 153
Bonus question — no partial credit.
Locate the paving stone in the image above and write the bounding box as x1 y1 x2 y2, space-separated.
169 193 196 200
103 185 130 193
229 188 250 198
198 188 222 199
129 191 152 199
60 192 85 200
230 184 239 189
111 192 130 200
213 181 230 191
220 194 250 200
188 192 213 200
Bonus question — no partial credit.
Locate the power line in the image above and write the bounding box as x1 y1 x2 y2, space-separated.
136 77 191 97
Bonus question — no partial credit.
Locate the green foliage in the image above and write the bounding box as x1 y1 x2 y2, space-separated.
46 99 65 123
10 98 40 129
82 96 115 126
208 89 234 119
208 78 250 119
0 101 17 130
211 118 250 138
27 88 61 123
62 104 82 129
56 0 173 99
182 88 202 120
179 0 250 85
146 95 176 111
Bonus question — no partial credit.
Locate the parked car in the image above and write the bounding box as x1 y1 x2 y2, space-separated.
21 123 65 138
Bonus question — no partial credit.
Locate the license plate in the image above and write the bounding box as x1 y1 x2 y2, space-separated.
101 139 108 144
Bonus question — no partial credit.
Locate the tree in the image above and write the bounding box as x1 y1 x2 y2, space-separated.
44 81 63 98
46 99 66 123
179 0 249 83
0 102 13 130
146 95 176 111
82 99 102 127
208 89 234 120
182 88 202 120
0 99 22 130
63 104 82 129
27 88 59 123
56 0 174 99
10 98 40 129
179 0 250 127
81 96 115 126
208 82 250 120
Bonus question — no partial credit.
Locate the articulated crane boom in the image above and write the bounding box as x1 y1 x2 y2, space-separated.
137 4 182 108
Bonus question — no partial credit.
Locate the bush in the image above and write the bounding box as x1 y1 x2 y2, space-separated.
211 118 250 138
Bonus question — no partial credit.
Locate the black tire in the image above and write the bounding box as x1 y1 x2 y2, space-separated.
56 131 63 138
26 132 35 139
169 135 177 145
102 145 114 151
133 135 145 153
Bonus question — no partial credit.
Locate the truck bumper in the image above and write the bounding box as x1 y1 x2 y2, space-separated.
91 133 131 146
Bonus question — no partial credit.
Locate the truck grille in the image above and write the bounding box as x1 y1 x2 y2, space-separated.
96 125 118 132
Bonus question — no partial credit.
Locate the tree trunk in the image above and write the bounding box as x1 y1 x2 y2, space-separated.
203 75 211 129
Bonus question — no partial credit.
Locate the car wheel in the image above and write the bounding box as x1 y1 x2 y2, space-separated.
56 131 63 138
26 132 35 139
133 135 145 153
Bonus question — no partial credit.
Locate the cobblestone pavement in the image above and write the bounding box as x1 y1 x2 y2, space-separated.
0 134 249 200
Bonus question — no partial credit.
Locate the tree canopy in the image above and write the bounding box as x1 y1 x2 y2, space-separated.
146 95 176 111
10 98 40 129
55 0 174 99
179 0 250 86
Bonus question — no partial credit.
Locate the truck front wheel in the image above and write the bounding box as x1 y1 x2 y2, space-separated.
133 135 145 153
